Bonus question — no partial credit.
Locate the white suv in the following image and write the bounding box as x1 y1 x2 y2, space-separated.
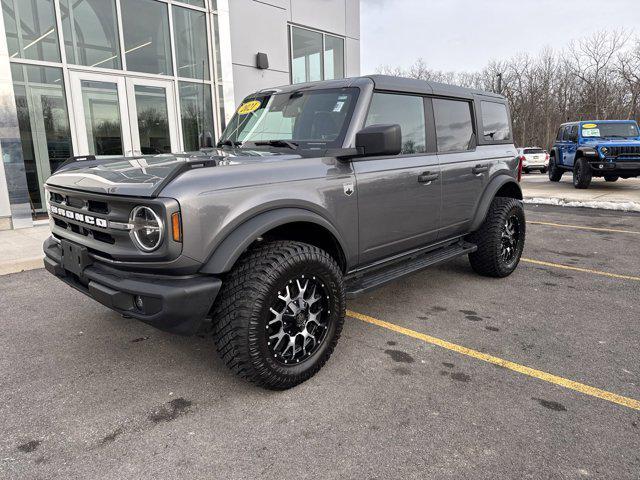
517 147 549 173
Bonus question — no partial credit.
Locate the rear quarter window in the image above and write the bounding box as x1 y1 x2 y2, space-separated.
481 101 511 142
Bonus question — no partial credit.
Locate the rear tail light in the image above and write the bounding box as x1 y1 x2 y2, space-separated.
545 153 549 161
517 156 524 182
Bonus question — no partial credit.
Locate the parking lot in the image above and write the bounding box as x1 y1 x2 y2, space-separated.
1 204 639 480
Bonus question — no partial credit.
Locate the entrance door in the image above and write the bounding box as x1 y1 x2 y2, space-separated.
69 71 179 157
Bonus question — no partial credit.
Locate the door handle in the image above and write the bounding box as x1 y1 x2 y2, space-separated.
418 171 439 184
472 164 489 174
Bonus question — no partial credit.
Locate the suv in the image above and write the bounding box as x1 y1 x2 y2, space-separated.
43 76 525 389
517 147 548 173
549 120 640 188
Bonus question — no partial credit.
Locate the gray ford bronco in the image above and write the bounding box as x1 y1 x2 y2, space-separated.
43 75 525 389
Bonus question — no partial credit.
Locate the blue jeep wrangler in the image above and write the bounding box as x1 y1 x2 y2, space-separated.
548 120 640 189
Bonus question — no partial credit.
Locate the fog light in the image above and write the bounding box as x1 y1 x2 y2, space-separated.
134 295 144 311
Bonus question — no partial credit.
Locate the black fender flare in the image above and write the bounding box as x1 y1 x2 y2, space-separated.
469 175 523 232
199 208 348 275
576 146 598 160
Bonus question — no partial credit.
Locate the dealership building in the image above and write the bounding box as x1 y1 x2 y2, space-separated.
0 0 360 230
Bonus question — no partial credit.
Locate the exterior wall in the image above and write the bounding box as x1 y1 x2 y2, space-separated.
228 0 360 104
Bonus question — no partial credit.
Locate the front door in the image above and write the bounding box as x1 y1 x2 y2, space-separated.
69 72 178 157
355 92 441 265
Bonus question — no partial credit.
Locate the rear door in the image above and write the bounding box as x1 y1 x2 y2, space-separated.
565 125 579 167
354 92 441 265
435 97 489 238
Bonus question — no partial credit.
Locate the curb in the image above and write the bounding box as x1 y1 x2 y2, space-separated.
524 197 640 213
0 257 44 276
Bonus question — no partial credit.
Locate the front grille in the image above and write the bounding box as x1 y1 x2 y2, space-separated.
606 146 640 158
45 185 181 263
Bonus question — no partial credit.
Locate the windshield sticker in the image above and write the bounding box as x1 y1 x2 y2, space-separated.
237 100 261 115
582 128 600 137
582 123 598 129
333 101 345 112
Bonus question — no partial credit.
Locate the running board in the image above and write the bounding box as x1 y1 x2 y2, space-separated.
345 241 477 298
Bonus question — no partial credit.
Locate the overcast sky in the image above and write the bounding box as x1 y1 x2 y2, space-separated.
360 0 640 74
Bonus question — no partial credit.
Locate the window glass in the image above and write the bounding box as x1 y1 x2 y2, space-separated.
365 93 426 154
121 0 172 75
60 0 121 69
134 85 171 154
179 82 214 151
291 27 323 84
523 148 544 154
568 125 578 142
80 80 124 156
324 35 344 80
2 0 60 62
11 64 72 210
221 88 358 149
481 101 511 141
433 98 474 153
173 6 209 80
177 0 205 7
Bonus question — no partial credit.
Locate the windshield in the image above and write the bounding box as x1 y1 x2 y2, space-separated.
220 88 359 149
581 122 639 139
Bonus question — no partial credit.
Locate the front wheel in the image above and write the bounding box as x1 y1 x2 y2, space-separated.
211 240 345 390
467 197 526 278
573 158 592 189
548 157 563 182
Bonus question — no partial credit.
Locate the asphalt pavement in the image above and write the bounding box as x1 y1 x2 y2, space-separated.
1 204 639 480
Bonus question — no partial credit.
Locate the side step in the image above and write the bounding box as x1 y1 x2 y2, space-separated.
345 240 477 298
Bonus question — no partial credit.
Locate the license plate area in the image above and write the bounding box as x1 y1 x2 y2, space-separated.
61 239 92 277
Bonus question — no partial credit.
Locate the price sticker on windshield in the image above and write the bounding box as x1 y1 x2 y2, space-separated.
237 100 261 115
582 128 600 137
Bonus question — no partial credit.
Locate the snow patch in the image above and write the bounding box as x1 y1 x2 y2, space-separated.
524 197 640 212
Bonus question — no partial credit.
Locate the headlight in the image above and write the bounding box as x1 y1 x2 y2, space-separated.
601 147 608 155
130 206 164 252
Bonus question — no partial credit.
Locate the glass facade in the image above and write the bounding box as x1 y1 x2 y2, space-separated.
1 0 226 221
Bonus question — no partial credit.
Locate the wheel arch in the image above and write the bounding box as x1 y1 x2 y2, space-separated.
469 175 523 232
200 208 348 275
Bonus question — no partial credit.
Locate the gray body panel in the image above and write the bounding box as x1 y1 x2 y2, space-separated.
44 75 520 278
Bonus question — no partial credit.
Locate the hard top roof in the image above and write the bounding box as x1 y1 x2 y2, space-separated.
560 119 639 126
254 75 506 101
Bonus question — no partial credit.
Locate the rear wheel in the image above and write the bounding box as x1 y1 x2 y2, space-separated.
548 156 563 182
468 197 526 278
573 158 592 189
211 240 345 390
604 175 619 182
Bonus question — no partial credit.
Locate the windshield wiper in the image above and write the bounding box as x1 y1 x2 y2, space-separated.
252 139 299 150
216 139 242 148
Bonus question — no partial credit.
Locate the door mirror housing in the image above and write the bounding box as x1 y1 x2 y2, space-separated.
355 124 402 157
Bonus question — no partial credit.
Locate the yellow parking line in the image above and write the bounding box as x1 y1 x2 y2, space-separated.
521 258 640 282
527 220 640 235
347 309 640 411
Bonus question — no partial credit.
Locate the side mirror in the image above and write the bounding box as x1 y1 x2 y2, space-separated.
355 124 402 157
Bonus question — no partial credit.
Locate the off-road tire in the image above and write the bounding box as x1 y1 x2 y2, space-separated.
467 197 526 278
548 156 563 182
604 175 619 182
211 240 345 390
573 158 592 189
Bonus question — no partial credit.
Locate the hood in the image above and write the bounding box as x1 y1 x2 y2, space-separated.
45 149 301 197
582 138 640 147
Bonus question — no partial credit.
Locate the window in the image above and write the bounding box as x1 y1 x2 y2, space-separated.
523 148 544 154
324 35 344 80
2 0 60 62
179 82 214 151
221 88 358 149
11 64 72 209
290 26 345 84
173 6 209 80
433 98 474 153
556 128 563 141
60 0 121 69
365 93 426 154
121 0 172 75
567 125 578 142
481 101 511 142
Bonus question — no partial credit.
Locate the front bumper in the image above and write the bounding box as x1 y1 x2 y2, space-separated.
43 237 221 335
589 160 640 176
